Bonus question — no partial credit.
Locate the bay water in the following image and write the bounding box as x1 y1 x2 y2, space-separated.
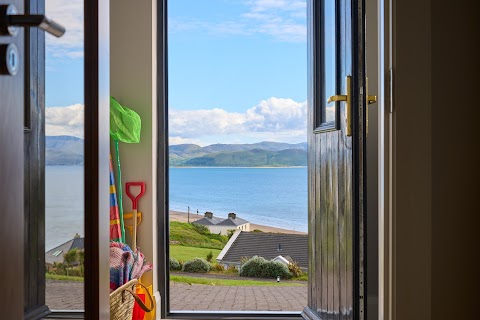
45 166 307 251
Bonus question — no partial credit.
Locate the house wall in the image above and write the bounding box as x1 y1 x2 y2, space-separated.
208 223 250 235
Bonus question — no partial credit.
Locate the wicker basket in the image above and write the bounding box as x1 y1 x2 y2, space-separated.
110 279 154 320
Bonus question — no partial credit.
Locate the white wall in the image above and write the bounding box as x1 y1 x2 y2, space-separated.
110 0 158 313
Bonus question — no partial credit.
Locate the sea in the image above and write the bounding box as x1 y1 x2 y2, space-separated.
45 166 308 251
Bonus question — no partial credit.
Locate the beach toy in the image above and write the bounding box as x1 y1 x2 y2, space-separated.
110 96 142 243
126 182 145 251
109 154 122 241
124 211 143 238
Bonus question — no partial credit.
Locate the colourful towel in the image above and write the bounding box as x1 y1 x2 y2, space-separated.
109 154 122 242
110 241 153 292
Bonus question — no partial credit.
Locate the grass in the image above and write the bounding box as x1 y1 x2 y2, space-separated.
170 275 303 287
292 274 308 281
170 245 221 262
46 273 84 282
170 221 228 249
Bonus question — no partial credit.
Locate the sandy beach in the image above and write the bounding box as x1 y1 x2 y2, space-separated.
169 210 307 235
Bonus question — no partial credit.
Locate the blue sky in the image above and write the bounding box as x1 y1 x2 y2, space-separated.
44 0 309 145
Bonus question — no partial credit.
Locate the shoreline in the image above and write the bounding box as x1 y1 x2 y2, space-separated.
169 210 307 235
170 166 306 169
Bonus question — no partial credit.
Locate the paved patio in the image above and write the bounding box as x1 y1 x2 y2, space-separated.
46 279 307 312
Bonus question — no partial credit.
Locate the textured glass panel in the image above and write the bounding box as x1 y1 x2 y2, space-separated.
324 0 336 122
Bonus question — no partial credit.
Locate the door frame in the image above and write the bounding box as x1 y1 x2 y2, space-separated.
84 0 111 318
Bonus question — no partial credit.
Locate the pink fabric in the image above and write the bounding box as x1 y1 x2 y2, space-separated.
110 241 153 292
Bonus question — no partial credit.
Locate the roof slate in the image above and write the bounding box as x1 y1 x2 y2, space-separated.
45 237 84 265
218 231 308 269
193 216 224 225
216 217 249 226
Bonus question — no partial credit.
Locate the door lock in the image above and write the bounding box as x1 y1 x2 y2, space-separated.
0 4 65 37
0 43 19 75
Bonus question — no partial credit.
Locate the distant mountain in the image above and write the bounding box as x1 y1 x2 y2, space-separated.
169 141 307 167
170 141 307 166
182 148 307 167
46 136 84 166
46 136 307 167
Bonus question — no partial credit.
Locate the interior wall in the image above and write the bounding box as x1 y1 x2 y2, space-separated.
366 0 379 318
390 0 479 319
391 0 433 319
430 0 479 318
110 0 159 307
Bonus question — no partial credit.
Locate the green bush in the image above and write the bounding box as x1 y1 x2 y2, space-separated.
182 258 211 273
240 256 292 279
206 250 214 262
169 258 182 271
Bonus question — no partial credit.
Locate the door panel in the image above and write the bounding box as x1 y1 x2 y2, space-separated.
304 0 366 319
0 0 24 318
24 0 48 318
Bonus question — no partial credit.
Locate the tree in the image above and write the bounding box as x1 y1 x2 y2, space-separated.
63 249 79 276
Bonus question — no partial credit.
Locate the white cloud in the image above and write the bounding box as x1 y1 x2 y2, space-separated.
169 97 308 144
45 97 314 145
169 136 203 146
45 0 83 58
46 104 84 137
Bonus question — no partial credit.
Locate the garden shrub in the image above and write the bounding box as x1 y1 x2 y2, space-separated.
212 263 225 272
240 256 292 279
225 265 239 275
206 250 214 262
239 256 266 277
182 258 211 273
169 258 181 271
263 260 292 279
288 261 303 277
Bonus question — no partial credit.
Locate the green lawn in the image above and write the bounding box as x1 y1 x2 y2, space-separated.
169 221 228 249
46 273 84 282
170 245 221 262
170 275 303 287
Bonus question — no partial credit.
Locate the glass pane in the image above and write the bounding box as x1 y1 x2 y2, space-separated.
323 0 336 123
168 0 308 313
45 0 84 311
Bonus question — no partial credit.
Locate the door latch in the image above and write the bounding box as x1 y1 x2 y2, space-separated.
366 78 377 136
0 4 65 37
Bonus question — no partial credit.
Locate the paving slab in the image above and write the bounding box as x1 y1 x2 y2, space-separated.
46 279 307 312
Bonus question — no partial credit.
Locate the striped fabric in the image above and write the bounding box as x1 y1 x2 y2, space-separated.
110 154 122 241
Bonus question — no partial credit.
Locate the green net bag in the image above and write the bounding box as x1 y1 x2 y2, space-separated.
110 97 141 143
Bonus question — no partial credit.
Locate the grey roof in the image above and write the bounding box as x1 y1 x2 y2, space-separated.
45 237 84 265
216 217 249 226
218 231 308 269
193 216 224 225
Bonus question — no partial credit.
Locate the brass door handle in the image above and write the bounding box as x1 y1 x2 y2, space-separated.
327 76 352 136
327 95 347 103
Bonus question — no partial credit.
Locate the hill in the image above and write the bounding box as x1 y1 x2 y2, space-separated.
45 136 307 167
46 136 84 166
170 221 228 249
170 141 307 167
183 148 307 167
